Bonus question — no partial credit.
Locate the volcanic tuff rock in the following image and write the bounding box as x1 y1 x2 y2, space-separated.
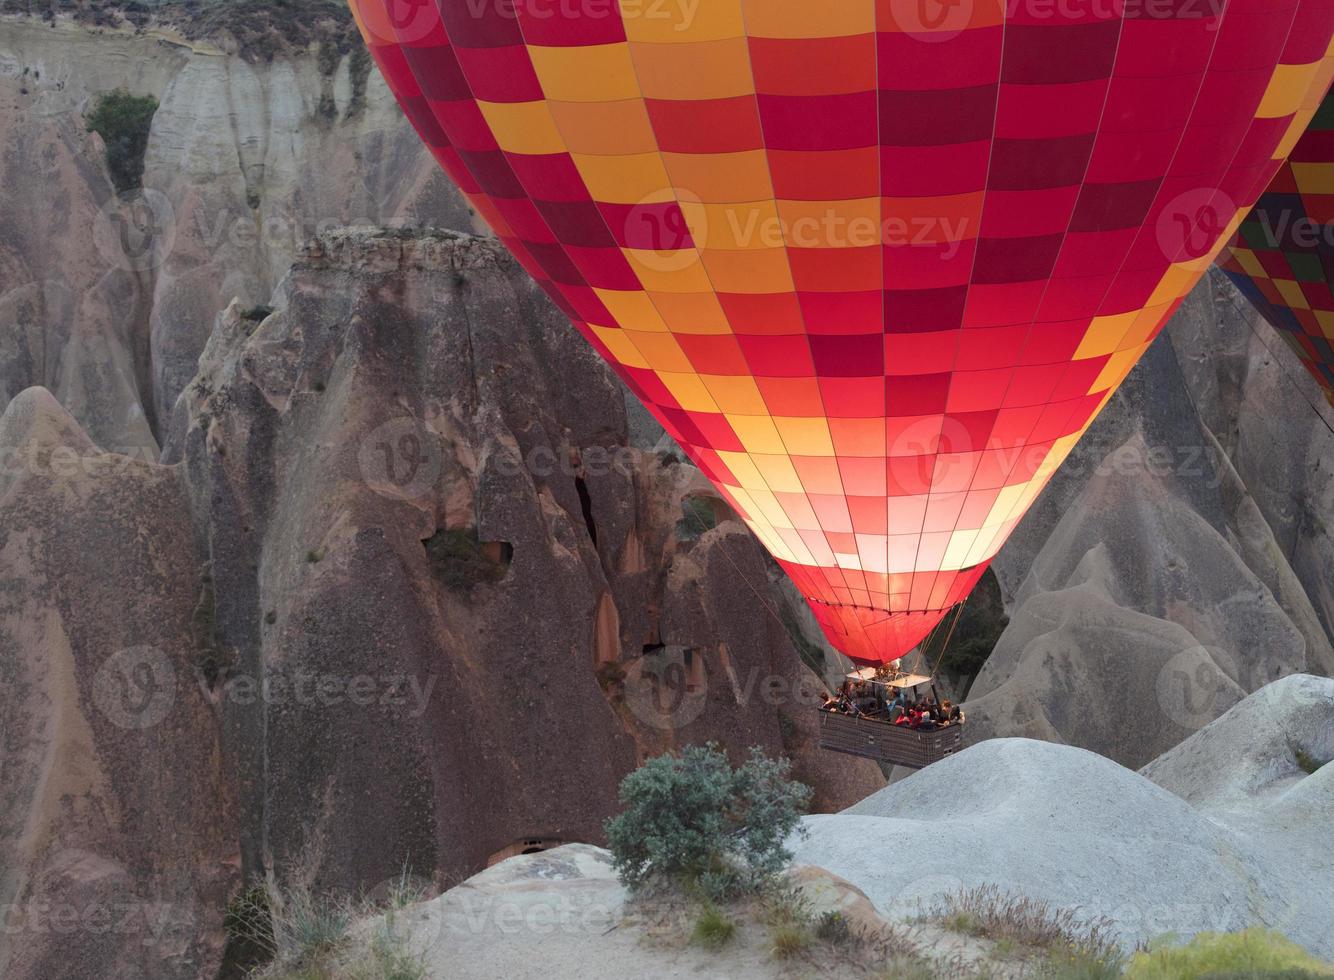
974 271 1334 767
0 388 238 980
796 676 1334 959
343 677 1334 979
0 12 472 457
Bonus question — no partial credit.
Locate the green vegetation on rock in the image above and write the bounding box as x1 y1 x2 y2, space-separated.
604 743 812 900
1125 930 1334 980
85 89 159 193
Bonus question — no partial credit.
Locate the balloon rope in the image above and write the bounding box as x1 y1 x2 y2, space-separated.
677 492 791 637
927 598 968 683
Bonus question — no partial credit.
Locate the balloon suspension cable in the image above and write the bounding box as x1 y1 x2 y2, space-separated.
677 491 791 638
925 596 968 683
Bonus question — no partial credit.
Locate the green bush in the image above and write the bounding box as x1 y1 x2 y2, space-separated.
85 90 159 192
604 743 812 899
1126 930 1333 980
691 904 736 950
423 528 509 590
1294 748 1325 775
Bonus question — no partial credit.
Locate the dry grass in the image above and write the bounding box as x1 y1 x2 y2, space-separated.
932 884 1124 977
228 870 430 980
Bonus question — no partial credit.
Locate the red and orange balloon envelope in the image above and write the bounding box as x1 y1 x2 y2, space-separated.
350 0 1334 665
1221 88 1334 407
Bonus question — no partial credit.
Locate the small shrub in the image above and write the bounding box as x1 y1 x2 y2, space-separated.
771 923 812 959
675 496 721 541
604 743 812 899
1294 748 1325 775
815 910 854 946
1125 930 1333 980
85 89 159 192
691 905 736 950
1041 948 1129 980
423 528 509 591
306 549 324 564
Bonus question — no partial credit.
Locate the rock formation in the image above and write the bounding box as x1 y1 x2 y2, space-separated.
339 676 1334 980
0 388 237 980
173 228 881 899
796 675 1334 958
0 226 882 979
973 272 1334 767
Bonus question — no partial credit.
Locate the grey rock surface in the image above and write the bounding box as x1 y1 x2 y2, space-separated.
796 676 1334 958
0 388 238 980
976 273 1334 765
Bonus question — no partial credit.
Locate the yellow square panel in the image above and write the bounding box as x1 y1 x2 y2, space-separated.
661 150 775 203
777 198 881 249
700 249 796 293
572 152 674 204
728 414 788 454
629 37 755 99
701 374 768 414
747 487 795 528
619 0 745 42
1122 303 1169 349
1274 278 1311 309
594 289 668 331
717 451 765 488
1256 60 1323 119
1146 261 1199 306
773 416 835 455
942 528 980 570
742 0 874 37
1275 106 1319 160
547 99 657 155
1074 311 1136 360
476 101 564 155
1314 309 1334 340
627 330 692 371
751 453 804 493
1291 162 1334 195
527 43 641 102
679 200 780 250
1090 344 1148 394
590 325 649 368
652 291 732 333
622 251 714 292
1230 248 1267 279
657 371 720 412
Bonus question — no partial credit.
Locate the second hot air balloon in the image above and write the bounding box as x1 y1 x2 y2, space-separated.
1221 87 1334 407
348 0 1334 665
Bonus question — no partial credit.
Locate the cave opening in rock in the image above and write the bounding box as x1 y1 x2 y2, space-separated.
486 838 568 866
574 475 598 548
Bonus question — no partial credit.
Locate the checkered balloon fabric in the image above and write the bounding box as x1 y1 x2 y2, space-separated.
1221 87 1334 407
350 0 1334 664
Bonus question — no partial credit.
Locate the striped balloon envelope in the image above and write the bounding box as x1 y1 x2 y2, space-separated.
1220 89 1334 406
349 0 1334 665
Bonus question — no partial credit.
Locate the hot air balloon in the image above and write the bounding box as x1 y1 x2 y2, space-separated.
1220 89 1334 407
348 0 1334 672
